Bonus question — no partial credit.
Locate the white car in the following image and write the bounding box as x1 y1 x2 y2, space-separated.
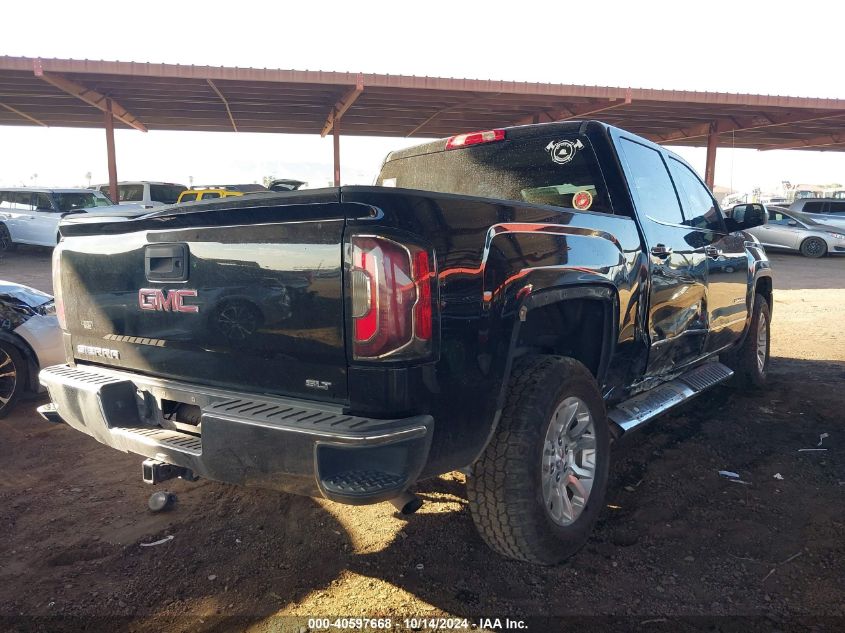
94 181 187 209
0 188 147 251
0 281 64 417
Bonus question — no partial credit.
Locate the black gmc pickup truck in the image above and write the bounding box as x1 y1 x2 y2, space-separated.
39 121 772 564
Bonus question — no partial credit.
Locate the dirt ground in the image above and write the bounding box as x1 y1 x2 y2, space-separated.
1 247 843 632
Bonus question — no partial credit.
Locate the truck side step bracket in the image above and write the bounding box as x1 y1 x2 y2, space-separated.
608 362 734 434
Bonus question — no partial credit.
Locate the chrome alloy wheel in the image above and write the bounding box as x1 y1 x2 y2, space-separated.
542 396 596 527
0 348 17 408
756 312 768 374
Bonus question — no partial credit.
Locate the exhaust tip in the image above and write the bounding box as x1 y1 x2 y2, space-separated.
390 491 422 515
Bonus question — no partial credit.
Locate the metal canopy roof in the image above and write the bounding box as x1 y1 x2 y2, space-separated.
2 56 845 152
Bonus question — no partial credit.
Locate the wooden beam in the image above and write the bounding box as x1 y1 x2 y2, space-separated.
34 65 147 132
321 73 364 138
104 99 119 203
514 89 632 125
0 101 48 126
758 132 845 151
406 93 496 136
658 109 845 143
206 79 238 132
704 123 718 189
333 119 341 186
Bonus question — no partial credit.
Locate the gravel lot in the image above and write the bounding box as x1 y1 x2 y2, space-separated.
1 246 843 632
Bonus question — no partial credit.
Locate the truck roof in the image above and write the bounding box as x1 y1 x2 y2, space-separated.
385 120 596 162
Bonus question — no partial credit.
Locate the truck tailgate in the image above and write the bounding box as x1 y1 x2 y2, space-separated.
57 195 353 403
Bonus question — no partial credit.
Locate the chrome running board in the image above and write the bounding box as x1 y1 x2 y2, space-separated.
608 362 734 434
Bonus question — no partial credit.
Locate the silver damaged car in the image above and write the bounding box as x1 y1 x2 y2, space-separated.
744 205 845 258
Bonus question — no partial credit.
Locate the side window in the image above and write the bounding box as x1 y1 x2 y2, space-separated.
180 192 197 202
802 201 824 214
0 192 13 209
12 193 35 211
618 138 684 225
768 210 792 225
118 184 144 202
34 194 55 211
827 202 845 215
201 192 221 200
667 158 724 232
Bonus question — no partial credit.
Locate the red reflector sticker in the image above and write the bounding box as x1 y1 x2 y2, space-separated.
573 190 593 211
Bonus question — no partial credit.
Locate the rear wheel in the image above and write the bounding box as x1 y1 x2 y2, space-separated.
0 341 25 418
799 237 827 258
723 293 771 388
467 355 610 564
0 224 15 253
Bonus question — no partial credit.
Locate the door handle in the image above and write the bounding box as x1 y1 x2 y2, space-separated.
650 244 673 259
704 246 722 259
145 244 189 281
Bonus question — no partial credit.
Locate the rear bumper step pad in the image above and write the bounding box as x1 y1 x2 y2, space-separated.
39 364 433 504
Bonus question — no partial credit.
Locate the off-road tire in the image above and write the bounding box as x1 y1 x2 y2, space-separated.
799 237 827 258
723 293 771 388
466 355 610 565
0 341 25 419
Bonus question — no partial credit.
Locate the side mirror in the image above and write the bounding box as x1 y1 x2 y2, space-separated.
787 220 798 226
731 203 767 230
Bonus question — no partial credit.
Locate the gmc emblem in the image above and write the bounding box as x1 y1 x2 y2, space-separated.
138 288 199 313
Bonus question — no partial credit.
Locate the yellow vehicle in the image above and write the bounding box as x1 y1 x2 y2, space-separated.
176 188 245 203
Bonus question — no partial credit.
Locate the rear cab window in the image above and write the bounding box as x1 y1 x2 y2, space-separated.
377 131 612 214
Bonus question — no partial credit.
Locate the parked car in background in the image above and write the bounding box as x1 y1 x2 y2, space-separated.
792 186 824 200
94 181 187 208
177 184 270 203
267 179 307 192
0 188 147 251
177 188 245 203
0 282 63 417
741 205 845 257
788 198 845 230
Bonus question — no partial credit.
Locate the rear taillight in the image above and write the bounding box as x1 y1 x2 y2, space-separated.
445 129 505 150
349 235 434 360
51 245 66 330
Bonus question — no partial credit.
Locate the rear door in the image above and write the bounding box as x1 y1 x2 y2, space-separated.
28 193 63 245
758 208 801 249
614 135 708 376
665 158 747 353
0 192 29 242
4 193 58 244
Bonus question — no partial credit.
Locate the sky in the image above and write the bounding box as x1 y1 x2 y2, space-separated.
2 0 845 194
